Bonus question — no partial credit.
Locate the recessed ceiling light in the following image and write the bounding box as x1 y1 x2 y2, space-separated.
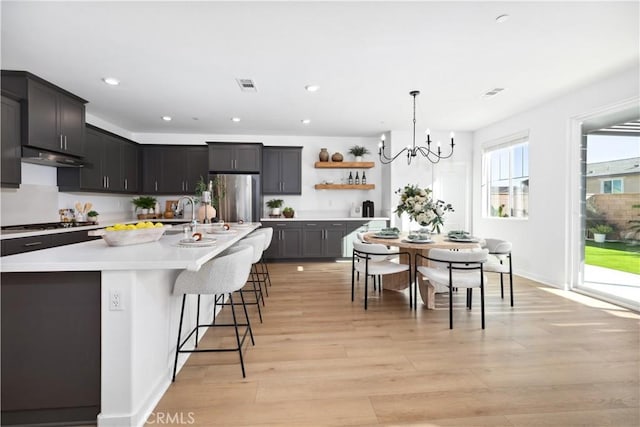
161 116 172 121
305 85 319 92
102 77 120 86
495 14 510 23
231 117 241 122
192 117 199 121
301 119 311 125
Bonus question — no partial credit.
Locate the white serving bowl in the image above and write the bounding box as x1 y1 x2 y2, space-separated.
89 225 169 246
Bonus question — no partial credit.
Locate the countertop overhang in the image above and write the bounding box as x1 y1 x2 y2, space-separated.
0 222 260 273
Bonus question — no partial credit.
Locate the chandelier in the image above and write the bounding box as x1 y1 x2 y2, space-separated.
378 90 455 165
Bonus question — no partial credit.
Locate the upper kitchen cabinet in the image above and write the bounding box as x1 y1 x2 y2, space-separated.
262 146 302 195
142 145 208 194
1 71 87 157
208 142 262 173
1 95 22 188
58 125 139 193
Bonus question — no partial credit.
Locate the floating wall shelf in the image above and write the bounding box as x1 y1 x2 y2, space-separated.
314 184 375 190
314 161 374 169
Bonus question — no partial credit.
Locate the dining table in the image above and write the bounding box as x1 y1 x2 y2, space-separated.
363 232 482 309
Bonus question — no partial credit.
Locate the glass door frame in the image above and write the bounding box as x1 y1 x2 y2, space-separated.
568 97 639 311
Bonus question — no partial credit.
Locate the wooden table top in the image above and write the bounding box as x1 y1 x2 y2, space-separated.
363 232 482 251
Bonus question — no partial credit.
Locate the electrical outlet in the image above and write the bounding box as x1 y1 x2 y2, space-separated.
109 290 124 311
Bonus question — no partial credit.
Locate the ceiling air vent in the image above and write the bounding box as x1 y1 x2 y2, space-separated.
236 78 257 92
482 87 505 98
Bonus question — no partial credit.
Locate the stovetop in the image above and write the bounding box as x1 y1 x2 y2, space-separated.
1 222 96 232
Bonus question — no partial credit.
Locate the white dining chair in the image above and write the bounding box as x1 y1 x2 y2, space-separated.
415 248 489 329
482 238 514 306
351 241 412 310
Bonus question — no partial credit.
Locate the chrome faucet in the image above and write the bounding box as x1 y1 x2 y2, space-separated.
177 196 198 228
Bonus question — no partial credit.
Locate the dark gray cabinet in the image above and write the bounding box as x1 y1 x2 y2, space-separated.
120 140 139 193
208 142 262 173
142 145 208 194
302 222 346 258
1 71 86 157
263 146 302 195
1 271 100 426
57 125 139 193
263 222 303 259
1 95 21 188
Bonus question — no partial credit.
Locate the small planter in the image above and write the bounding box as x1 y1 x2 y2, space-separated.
271 207 281 216
282 208 295 218
593 233 606 243
88 215 98 223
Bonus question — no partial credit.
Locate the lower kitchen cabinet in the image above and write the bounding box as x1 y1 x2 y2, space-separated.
1 271 101 426
263 220 374 260
263 222 302 260
302 222 346 258
1 231 101 256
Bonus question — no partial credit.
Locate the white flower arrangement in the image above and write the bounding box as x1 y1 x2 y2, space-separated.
394 184 454 233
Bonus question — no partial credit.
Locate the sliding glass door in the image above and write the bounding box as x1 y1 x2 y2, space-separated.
578 124 640 310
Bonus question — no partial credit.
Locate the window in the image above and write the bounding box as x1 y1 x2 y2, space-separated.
601 178 623 194
482 133 529 218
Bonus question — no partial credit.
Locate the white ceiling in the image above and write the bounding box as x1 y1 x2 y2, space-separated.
1 1 638 137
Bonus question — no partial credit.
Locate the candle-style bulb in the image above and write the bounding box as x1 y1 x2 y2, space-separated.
380 134 386 142
450 131 455 139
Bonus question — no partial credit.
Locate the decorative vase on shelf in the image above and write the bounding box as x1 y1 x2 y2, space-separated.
319 148 329 162
331 152 343 162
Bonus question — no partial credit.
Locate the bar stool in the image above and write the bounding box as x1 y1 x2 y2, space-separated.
239 233 268 308
217 233 266 323
172 244 254 381
250 227 273 292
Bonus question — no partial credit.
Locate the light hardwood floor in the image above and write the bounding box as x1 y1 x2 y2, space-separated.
149 262 640 426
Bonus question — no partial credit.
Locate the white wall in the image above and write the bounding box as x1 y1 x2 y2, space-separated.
472 65 640 289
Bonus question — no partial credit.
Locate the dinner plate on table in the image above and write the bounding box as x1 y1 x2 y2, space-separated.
373 233 399 239
447 236 479 243
402 238 433 244
207 228 238 235
177 238 217 247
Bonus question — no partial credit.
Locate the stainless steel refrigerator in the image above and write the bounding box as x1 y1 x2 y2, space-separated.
210 174 261 223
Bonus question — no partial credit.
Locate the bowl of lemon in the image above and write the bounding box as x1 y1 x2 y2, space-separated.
90 222 169 246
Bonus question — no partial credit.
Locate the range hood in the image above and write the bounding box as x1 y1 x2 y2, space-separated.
21 147 85 168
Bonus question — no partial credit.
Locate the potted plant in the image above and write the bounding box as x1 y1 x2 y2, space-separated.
282 206 295 218
589 224 613 243
132 196 157 217
266 199 284 216
348 145 370 162
87 210 99 223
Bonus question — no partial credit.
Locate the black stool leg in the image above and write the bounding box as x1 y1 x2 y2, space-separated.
228 292 246 378
172 295 187 382
239 287 254 345
195 294 201 346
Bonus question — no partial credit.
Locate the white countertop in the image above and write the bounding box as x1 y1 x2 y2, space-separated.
0 223 260 273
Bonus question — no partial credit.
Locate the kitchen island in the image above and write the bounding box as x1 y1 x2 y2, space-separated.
1 222 260 427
